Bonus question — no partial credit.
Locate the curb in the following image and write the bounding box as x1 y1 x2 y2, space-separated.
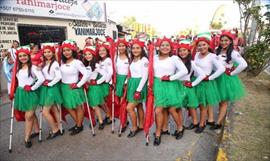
215 103 235 161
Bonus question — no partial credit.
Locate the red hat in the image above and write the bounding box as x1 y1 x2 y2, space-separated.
83 46 96 56
178 39 191 50
157 37 173 47
16 46 31 56
96 42 110 52
130 39 145 48
116 38 129 47
41 43 55 53
61 39 76 51
195 37 210 45
220 31 235 40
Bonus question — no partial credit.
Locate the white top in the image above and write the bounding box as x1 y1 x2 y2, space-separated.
178 61 206 87
86 65 106 84
16 65 45 90
98 57 113 83
153 55 188 80
115 56 129 75
130 57 149 92
217 50 248 76
60 59 89 87
194 52 225 80
42 61 62 87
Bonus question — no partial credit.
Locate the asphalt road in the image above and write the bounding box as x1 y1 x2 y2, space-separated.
0 99 221 161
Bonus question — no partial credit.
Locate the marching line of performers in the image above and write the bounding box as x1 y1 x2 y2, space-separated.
3 30 247 148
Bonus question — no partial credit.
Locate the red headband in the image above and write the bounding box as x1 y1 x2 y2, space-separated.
42 45 55 53
220 31 235 40
61 43 76 51
130 39 145 48
178 43 191 50
83 47 96 56
158 37 173 47
195 37 210 45
116 39 129 47
96 43 110 52
16 48 30 56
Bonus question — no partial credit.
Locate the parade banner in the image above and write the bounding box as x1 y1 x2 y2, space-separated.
0 0 107 22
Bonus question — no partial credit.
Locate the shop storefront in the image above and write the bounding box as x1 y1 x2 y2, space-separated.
0 0 118 49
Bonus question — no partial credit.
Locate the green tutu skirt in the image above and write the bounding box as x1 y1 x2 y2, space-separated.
14 87 39 112
39 83 62 106
87 84 105 107
178 82 199 108
127 77 147 103
60 83 86 109
101 83 110 98
194 80 220 107
153 78 184 108
115 74 127 97
216 73 246 102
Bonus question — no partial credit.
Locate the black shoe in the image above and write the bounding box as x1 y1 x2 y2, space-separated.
195 125 205 134
47 130 61 140
175 128 185 140
68 125 76 131
121 126 127 133
206 120 215 126
127 129 139 138
210 124 222 130
29 132 39 139
25 140 32 148
70 126 83 135
153 135 161 146
186 123 199 130
153 130 170 136
161 130 170 135
98 122 105 130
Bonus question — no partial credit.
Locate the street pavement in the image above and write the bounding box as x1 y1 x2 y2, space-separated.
0 92 221 161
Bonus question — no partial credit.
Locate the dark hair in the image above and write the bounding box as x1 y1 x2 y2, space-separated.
82 54 98 71
130 46 148 62
178 50 192 74
61 50 78 63
12 40 19 48
42 50 56 73
17 54 32 77
116 45 130 63
215 35 234 63
97 47 110 62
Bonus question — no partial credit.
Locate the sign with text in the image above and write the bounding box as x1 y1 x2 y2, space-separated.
0 16 18 49
69 20 106 36
0 0 107 22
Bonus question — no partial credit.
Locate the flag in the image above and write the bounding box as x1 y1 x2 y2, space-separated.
143 43 155 136
119 86 128 127
106 41 120 118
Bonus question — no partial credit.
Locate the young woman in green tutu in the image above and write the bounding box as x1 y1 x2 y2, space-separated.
60 40 89 135
115 38 130 132
40 44 63 139
177 40 205 132
211 31 247 130
13 46 45 148
126 39 148 138
96 43 114 125
82 46 106 130
193 36 225 133
152 37 188 146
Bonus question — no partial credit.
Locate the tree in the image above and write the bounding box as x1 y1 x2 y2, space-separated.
235 0 270 76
